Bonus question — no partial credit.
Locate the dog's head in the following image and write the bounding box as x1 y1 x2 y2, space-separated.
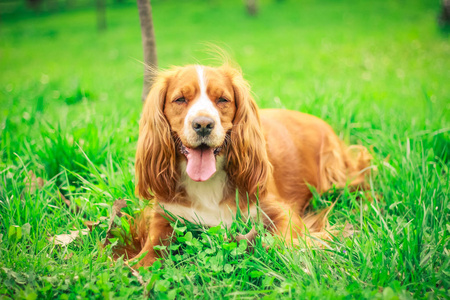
135 65 269 201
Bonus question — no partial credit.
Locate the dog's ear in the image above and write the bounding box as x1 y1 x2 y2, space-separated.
135 72 178 200
223 66 271 200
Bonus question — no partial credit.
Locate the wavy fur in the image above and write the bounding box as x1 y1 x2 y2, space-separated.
124 64 372 266
222 66 270 201
135 69 179 200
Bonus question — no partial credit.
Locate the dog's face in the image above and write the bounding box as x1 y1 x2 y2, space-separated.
136 64 269 201
163 66 236 181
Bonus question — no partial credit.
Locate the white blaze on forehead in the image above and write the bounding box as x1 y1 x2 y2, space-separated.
184 66 220 127
182 65 224 146
197 65 207 95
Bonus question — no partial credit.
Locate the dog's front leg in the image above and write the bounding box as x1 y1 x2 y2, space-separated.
132 210 173 267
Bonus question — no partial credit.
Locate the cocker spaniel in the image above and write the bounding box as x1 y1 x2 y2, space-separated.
133 64 370 266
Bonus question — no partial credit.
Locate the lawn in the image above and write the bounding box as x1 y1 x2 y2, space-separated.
0 0 449 298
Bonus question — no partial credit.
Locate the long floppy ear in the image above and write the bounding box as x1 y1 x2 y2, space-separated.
135 72 178 200
223 66 271 201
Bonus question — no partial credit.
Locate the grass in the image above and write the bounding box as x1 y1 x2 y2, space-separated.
0 0 449 298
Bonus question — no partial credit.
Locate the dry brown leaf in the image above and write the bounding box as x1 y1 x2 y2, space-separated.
124 262 150 297
235 227 258 243
342 222 355 238
103 199 128 246
58 190 81 213
64 253 74 260
48 229 89 246
230 227 258 253
125 262 145 285
84 220 100 232
23 170 44 195
113 199 127 218
59 191 71 207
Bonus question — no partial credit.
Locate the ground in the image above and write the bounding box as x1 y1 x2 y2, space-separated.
0 0 449 299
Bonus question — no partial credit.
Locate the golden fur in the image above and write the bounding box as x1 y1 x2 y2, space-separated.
132 65 371 266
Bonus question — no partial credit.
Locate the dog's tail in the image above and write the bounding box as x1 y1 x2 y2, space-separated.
297 139 372 247
318 137 373 193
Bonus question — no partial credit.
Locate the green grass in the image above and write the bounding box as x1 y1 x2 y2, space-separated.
1 0 449 298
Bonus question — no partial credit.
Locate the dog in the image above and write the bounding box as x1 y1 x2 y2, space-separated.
133 64 370 266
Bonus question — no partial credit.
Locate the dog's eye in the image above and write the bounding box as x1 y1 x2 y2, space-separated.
174 97 187 104
217 97 229 103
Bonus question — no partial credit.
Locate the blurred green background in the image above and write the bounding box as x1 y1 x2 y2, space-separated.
1 0 449 118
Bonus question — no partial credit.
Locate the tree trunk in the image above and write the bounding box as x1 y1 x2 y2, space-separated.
137 0 158 102
27 0 43 12
96 0 107 31
66 0 76 10
246 0 258 16
438 0 450 30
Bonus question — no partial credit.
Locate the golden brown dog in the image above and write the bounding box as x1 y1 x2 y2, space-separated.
133 64 370 266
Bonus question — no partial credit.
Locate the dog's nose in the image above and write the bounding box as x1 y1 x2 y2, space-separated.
192 116 215 137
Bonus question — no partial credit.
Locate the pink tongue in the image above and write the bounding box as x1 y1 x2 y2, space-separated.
186 147 216 182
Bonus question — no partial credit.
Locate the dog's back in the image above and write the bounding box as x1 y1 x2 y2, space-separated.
260 109 371 213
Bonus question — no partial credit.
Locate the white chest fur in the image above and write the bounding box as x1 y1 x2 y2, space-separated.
160 156 235 227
